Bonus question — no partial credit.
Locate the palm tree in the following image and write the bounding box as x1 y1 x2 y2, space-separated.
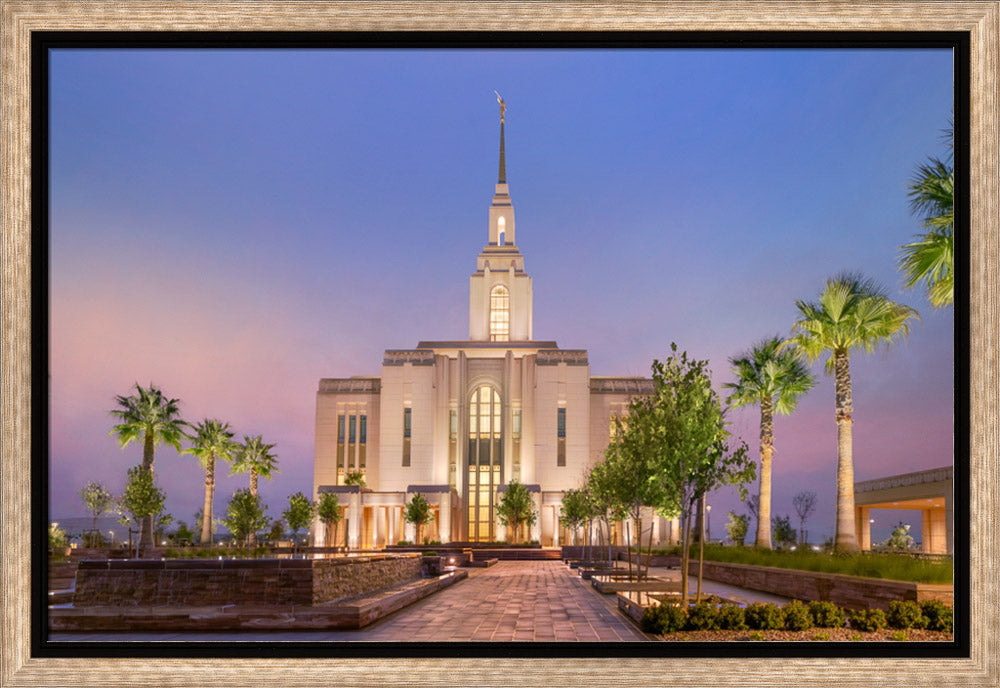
231 435 279 497
109 383 187 549
724 336 815 549
787 273 919 552
899 124 953 308
231 435 278 549
183 419 237 545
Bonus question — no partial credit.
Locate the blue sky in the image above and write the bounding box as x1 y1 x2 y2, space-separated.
49 47 954 544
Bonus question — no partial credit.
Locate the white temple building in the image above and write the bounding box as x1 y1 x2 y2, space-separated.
312 102 667 548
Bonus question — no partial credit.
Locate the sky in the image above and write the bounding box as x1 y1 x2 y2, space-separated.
48 47 955 545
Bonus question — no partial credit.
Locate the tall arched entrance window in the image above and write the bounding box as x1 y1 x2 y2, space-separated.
489 285 510 342
467 385 502 542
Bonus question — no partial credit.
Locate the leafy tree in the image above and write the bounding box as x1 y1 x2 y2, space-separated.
316 492 343 548
78 481 114 547
724 336 815 548
559 487 591 546
496 480 537 545
899 122 953 308
792 490 818 545
118 465 166 557
343 471 366 487
283 491 315 552
223 488 270 549
771 514 796 548
231 435 278 548
49 522 68 549
267 519 286 544
602 404 673 579
183 419 238 545
586 459 629 566
788 273 919 552
170 521 195 546
109 384 187 550
403 493 434 545
882 522 915 551
642 344 755 604
724 511 749 546
153 511 174 546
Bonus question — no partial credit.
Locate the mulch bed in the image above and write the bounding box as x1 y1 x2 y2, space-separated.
655 627 954 642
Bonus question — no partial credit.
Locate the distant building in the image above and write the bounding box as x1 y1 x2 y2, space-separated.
854 466 953 554
312 108 666 547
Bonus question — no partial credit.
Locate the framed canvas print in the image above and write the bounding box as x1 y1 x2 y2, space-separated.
2 2 997 687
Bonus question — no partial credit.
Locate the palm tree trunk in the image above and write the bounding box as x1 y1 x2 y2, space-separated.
833 351 859 552
249 471 259 548
140 432 156 553
201 456 215 545
756 395 775 549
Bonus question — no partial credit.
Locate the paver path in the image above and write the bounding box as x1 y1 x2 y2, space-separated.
50 560 649 642
361 560 646 642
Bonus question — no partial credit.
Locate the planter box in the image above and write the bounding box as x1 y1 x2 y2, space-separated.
667 557 951 610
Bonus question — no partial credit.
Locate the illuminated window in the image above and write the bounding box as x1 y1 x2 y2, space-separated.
402 407 411 466
467 385 501 541
489 285 510 342
359 414 367 469
497 216 506 245
337 415 345 474
557 407 566 466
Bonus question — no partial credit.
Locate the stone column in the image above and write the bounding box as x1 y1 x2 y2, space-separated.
347 491 362 549
387 506 396 545
858 507 871 550
944 492 953 555
552 506 560 547
530 492 542 543
669 517 680 545
922 509 932 553
439 492 452 543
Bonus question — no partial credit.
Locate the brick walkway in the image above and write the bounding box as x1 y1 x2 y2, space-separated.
50 560 649 642
361 560 646 642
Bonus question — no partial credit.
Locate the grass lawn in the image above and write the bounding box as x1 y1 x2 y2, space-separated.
645 544 952 584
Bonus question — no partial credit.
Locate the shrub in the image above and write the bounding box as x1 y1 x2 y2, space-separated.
848 608 887 633
745 603 785 630
749 631 765 641
808 601 846 628
811 631 831 641
890 630 908 641
716 605 748 631
422 551 438 556
685 602 719 631
640 603 687 634
886 600 927 629
782 600 814 631
849 632 863 641
920 600 953 632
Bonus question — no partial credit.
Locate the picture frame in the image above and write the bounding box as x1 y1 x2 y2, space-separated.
2 2 997 686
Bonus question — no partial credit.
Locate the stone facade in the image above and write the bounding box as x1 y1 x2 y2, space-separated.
72 555 422 608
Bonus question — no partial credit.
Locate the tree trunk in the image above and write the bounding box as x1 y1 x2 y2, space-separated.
680 507 691 607
643 515 655 581
697 498 706 602
201 455 215 545
625 520 633 581
140 432 155 553
833 351 859 552
755 395 774 549
249 471 259 549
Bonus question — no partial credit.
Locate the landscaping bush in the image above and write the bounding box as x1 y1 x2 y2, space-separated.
640 603 687 634
848 608 887 633
716 605 748 631
744 603 785 630
808 601 846 628
886 600 927 629
920 600 953 632
782 600 814 631
684 602 719 631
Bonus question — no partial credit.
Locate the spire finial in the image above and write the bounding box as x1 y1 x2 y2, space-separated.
494 90 506 183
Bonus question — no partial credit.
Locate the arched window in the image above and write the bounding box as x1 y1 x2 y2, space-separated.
497 216 506 246
489 285 510 342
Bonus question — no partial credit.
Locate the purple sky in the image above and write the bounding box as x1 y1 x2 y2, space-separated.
48 48 954 544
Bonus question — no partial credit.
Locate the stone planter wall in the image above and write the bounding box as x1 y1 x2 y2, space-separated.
73 555 422 608
645 556 951 610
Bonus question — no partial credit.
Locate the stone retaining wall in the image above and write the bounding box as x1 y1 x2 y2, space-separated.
72 555 422 608
639 555 952 610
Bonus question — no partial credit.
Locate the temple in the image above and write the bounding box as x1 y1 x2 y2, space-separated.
311 101 669 547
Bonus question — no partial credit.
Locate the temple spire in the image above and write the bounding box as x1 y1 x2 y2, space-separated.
494 90 506 183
